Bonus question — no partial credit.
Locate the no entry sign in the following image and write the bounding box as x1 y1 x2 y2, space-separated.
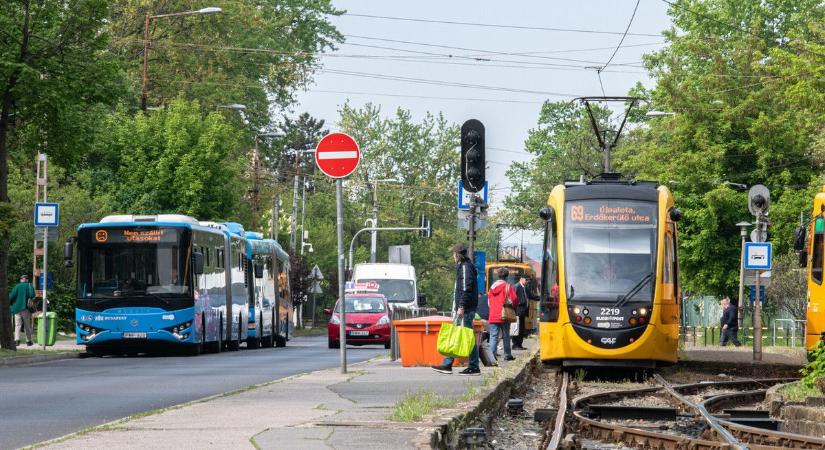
315 132 360 178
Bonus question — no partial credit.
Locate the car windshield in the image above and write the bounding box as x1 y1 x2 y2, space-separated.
354 279 415 303
77 227 189 299
564 200 657 303
336 297 386 313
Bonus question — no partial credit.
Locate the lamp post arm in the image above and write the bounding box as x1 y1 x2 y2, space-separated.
348 226 428 272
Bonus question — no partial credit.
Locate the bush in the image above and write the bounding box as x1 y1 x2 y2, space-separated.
801 341 825 388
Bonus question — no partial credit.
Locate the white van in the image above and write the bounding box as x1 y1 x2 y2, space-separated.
352 263 426 311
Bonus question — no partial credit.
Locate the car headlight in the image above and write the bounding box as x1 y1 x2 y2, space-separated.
376 315 390 325
331 315 340 325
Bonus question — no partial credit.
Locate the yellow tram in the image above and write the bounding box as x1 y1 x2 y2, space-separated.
797 188 825 351
537 178 682 368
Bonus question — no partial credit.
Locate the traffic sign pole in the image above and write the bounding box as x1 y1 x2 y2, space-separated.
336 178 347 374
42 226 48 351
314 132 360 375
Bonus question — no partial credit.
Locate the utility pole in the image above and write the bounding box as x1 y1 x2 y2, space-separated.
289 149 300 253
371 180 378 263
250 140 261 230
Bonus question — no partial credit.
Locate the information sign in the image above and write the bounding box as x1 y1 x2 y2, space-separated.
744 242 772 270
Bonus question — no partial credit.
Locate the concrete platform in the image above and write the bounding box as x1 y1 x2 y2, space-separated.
36 339 537 449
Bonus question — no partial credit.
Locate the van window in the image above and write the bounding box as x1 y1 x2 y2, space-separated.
355 278 415 303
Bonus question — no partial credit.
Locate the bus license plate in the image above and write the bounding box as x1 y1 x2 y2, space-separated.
349 330 369 336
123 332 147 339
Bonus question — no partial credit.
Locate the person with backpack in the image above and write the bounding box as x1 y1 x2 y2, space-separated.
9 274 35 346
487 268 517 361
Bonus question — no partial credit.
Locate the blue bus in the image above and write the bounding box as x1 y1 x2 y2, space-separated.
243 231 291 348
68 214 259 355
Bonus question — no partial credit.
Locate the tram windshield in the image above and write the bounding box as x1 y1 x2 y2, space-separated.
564 200 657 303
77 227 190 300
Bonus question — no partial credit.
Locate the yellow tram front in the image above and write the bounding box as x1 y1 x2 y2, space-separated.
538 180 681 368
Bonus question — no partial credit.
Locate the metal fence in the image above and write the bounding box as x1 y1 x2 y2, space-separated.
680 319 807 348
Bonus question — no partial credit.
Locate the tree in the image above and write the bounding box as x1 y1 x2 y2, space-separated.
767 253 807 320
0 0 124 349
107 0 343 127
504 101 610 226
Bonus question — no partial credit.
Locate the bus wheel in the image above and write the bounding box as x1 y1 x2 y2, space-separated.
214 315 224 353
228 314 241 351
187 341 202 356
275 328 286 348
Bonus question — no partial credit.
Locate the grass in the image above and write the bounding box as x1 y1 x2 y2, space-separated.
291 327 327 337
0 348 40 357
782 381 822 402
389 380 480 422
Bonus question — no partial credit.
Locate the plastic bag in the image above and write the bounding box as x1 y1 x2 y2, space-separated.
437 320 475 358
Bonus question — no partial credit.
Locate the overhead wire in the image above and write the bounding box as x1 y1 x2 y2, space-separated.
342 12 662 37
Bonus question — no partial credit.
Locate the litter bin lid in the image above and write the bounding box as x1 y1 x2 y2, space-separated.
45 312 56 318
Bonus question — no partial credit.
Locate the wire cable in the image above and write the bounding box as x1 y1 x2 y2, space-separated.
603 0 642 70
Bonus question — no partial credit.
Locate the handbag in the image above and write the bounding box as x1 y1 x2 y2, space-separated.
26 298 37 313
437 320 475 358
500 285 517 323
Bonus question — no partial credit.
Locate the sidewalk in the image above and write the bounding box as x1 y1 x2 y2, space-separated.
1 336 82 367
37 339 537 449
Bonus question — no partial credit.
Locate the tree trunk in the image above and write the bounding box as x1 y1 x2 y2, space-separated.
0 0 30 350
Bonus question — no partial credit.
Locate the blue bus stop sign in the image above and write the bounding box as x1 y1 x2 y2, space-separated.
34 202 59 227
748 285 766 305
744 242 772 270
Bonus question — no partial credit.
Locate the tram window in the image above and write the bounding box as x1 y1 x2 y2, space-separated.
813 227 824 285
670 223 679 297
663 235 673 284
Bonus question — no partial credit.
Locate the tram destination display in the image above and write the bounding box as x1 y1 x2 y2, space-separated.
568 201 655 225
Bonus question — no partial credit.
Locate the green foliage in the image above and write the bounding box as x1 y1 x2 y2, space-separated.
801 341 825 388
107 0 343 124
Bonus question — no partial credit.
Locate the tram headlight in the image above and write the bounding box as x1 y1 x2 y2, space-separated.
583 317 591 325
572 306 581 315
629 317 638 326
639 308 648 316
574 316 582 323
582 308 589 316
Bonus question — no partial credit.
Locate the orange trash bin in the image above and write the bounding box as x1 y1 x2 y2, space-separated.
393 315 485 367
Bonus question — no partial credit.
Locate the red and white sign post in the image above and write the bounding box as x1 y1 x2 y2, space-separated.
315 133 360 374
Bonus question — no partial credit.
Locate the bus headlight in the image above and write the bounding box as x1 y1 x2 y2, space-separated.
377 315 390 326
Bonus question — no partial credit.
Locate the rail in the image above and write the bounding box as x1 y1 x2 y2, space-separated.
545 371 569 450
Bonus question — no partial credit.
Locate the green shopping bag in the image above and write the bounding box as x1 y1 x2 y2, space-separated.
437 320 475 358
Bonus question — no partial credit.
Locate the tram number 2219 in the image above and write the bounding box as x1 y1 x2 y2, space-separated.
600 308 621 316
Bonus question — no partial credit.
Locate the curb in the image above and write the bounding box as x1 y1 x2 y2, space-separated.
0 351 79 368
414 350 540 449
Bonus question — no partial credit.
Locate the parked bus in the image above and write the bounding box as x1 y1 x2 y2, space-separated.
243 231 291 348
68 214 261 355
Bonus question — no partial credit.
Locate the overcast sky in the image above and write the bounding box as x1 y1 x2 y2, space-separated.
293 0 672 244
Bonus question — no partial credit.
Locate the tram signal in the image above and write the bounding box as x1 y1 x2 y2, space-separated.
460 119 485 193
748 184 770 216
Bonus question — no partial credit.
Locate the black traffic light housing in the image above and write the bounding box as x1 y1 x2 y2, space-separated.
460 119 485 193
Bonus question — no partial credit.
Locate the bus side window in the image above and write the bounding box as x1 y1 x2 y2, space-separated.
541 214 559 322
813 224 824 285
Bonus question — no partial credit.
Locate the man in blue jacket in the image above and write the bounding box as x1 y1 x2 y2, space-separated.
720 297 741 347
432 243 480 375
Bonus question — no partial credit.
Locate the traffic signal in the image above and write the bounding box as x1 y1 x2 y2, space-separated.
748 184 770 216
460 119 485 193
419 215 432 238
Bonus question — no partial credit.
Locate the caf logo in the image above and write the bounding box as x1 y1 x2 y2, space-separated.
95 230 108 243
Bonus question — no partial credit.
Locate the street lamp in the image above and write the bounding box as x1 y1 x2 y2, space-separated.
217 103 247 111
736 221 752 328
645 110 676 118
723 181 748 191
370 178 401 263
141 7 223 110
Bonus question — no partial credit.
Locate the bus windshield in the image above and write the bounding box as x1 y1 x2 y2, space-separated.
77 227 190 300
564 200 657 303
355 279 415 303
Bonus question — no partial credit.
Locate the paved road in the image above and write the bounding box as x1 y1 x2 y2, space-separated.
0 335 383 449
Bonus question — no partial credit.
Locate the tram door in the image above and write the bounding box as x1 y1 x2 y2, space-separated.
660 223 680 325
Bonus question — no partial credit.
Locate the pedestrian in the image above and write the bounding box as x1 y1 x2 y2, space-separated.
720 297 741 347
9 274 35 346
487 267 517 361
432 243 481 375
511 275 529 350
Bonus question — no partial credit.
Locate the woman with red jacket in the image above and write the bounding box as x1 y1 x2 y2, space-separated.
487 267 517 361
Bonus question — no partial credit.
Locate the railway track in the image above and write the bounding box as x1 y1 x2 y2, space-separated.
540 375 825 450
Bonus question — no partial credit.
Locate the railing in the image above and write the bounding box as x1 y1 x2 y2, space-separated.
679 320 807 348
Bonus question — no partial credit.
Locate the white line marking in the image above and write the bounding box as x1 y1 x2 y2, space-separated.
317 150 357 160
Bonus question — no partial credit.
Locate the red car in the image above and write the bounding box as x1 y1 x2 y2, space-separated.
327 294 392 349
